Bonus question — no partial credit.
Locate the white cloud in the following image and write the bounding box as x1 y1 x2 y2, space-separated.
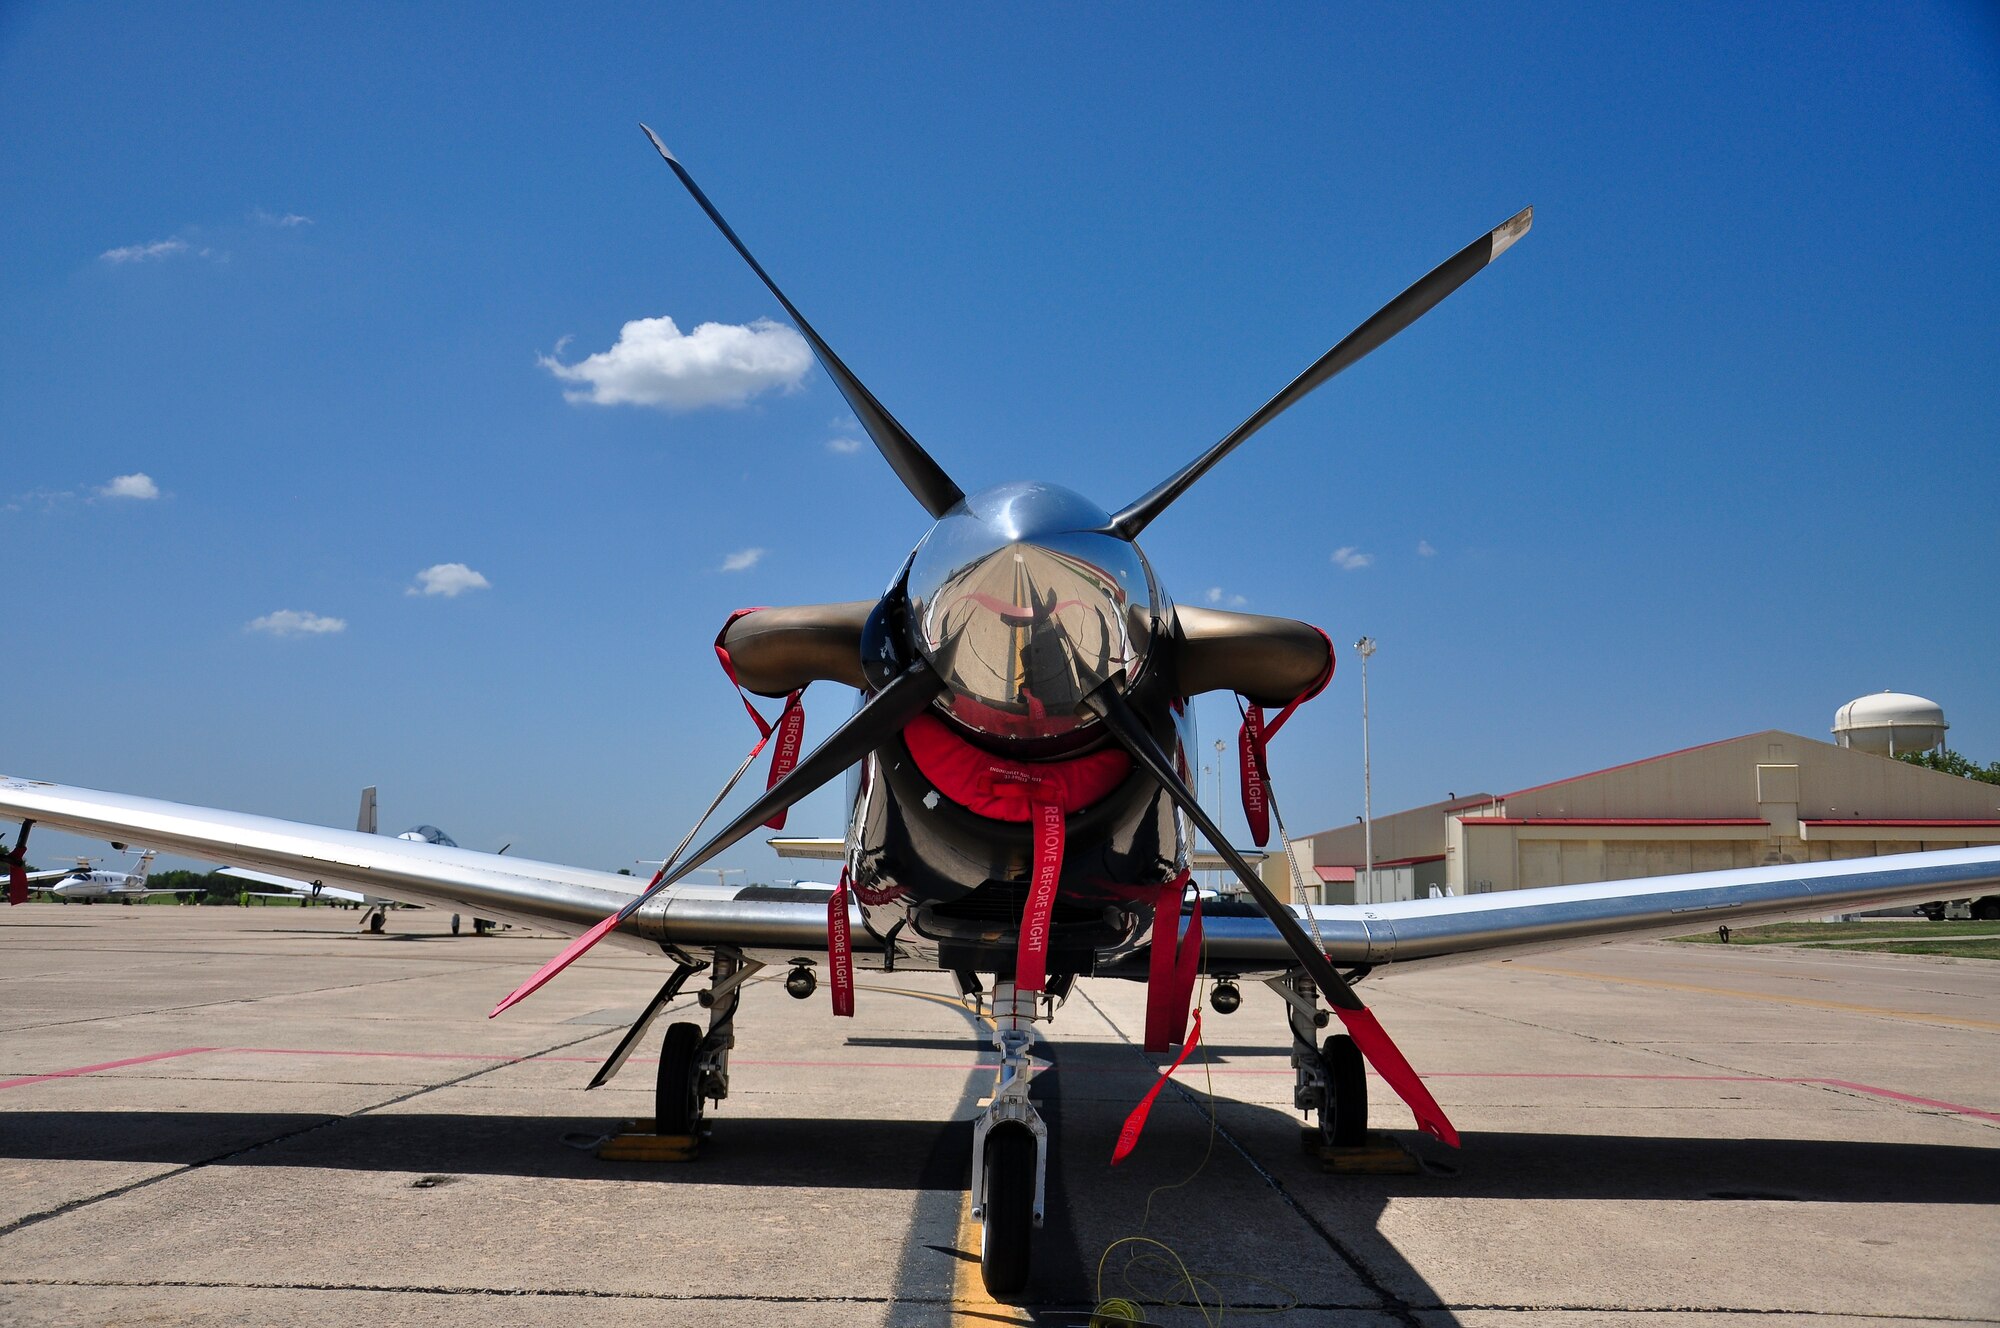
539 316 812 410
826 436 864 455
98 473 159 500
1203 586 1248 607
247 609 346 637
720 547 765 573
1417 539 1436 557
408 562 491 598
1331 546 1375 571
254 209 313 227
101 238 189 264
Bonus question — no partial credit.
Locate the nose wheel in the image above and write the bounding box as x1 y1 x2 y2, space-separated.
978 1124 1038 1295
966 979 1049 1298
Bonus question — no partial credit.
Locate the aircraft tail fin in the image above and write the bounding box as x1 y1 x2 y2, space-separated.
357 786 378 835
131 850 156 884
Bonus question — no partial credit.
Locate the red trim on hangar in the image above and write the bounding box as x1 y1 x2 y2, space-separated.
1458 817 1769 827
1313 865 1356 884
1800 819 2000 828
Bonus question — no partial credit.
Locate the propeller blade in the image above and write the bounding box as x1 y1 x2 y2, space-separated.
1109 207 1532 540
1080 683 1459 1146
639 126 966 519
490 659 945 1017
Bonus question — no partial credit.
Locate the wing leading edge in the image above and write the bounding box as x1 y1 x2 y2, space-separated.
1194 847 2000 973
0 774 861 956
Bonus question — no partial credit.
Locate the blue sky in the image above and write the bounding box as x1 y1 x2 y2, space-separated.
4 2 1996 878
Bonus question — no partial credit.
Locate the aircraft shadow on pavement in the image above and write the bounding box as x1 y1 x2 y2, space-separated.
37 1107 2000 1201
12 1071 2000 1321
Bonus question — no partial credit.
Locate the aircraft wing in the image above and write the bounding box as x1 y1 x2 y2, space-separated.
218 867 373 905
14 774 1999 974
0 775 678 948
21 869 77 883
1192 847 2000 974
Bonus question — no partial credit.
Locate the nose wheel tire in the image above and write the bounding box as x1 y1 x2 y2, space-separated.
1321 1033 1367 1146
979 1124 1037 1297
656 1021 706 1136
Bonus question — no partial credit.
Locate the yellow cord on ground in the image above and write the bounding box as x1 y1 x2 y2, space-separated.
1091 904 1303 1324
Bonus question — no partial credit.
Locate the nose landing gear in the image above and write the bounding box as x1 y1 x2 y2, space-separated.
967 979 1050 1298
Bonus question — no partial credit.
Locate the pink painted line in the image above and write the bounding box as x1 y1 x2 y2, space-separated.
226 1046 527 1063
1816 1079 2000 1124
0 1047 218 1091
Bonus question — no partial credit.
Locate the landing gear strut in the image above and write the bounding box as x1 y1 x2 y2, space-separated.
1268 970 1368 1147
654 948 762 1136
967 979 1049 1297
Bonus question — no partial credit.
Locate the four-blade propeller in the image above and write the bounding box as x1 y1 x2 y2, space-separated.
496 130 1526 1150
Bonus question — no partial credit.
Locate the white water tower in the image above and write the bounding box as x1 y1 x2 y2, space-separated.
1832 691 1949 758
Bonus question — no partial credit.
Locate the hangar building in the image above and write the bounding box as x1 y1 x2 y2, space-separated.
1278 694 2000 905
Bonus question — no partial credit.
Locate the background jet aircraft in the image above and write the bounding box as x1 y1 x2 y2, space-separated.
15 849 201 904
7 135 2000 1296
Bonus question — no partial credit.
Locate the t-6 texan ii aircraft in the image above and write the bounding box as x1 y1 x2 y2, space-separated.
6 129 1999 1296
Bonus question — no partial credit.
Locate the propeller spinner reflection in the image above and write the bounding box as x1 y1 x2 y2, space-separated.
905 482 1166 740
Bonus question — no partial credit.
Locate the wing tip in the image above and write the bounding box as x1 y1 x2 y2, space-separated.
1489 205 1533 260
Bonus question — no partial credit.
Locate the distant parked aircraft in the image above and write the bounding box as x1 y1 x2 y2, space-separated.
19 850 201 904
221 787 500 935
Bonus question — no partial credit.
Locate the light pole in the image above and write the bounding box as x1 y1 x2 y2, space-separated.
1213 738 1226 895
1355 636 1377 904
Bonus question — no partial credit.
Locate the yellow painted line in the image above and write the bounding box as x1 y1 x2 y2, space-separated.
953 1190 1004 1318
1516 963 2000 1033
849 985 1018 1319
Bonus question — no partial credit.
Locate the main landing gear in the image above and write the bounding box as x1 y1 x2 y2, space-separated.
655 949 763 1136
965 978 1050 1298
1266 970 1368 1147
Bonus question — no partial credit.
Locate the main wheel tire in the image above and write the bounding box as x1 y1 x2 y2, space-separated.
367 910 385 934
979 1125 1037 1297
450 914 461 935
1972 897 2000 922
656 1021 706 1136
1321 1033 1367 1146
